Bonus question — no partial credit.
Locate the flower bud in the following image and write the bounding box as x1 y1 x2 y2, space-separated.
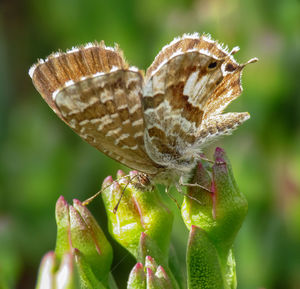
35 251 80 289
35 250 107 289
146 268 161 288
182 147 247 288
55 196 72 254
127 263 146 289
181 147 248 256
145 256 157 273
101 170 173 259
137 233 179 289
145 257 174 289
211 147 248 255
155 266 173 289
127 257 174 289
55 196 113 286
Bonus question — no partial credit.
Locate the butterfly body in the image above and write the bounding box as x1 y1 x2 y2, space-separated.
29 33 257 186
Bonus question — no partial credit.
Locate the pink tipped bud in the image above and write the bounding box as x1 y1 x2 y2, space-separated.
54 196 113 286
102 175 113 188
127 262 146 288
145 255 157 272
101 173 173 259
35 252 79 289
116 170 126 179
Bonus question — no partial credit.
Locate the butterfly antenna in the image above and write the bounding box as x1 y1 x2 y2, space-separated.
82 174 131 206
241 57 259 67
113 174 139 214
82 184 110 206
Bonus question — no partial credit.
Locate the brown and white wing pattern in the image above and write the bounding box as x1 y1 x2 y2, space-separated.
143 34 225 170
29 35 257 184
143 33 256 171
29 43 160 175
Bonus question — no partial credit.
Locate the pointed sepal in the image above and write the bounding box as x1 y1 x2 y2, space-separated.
187 226 224 289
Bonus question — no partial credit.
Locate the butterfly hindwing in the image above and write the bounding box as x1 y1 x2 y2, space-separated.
143 34 251 170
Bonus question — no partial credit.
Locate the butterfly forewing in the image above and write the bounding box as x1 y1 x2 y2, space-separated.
30 44 160 175
30 44 127 117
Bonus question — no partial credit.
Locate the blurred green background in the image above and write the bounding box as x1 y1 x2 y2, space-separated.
0 0 300 288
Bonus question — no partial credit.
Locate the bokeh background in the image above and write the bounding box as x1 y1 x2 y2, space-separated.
1 0 300 288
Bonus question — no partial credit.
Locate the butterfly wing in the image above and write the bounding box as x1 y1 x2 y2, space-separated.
143 33 250 170
29 43 160 175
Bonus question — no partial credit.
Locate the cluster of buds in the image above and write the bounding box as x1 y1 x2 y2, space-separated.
35 147 247 289
36 197 113 289
101 170 179 288
127 256 173 289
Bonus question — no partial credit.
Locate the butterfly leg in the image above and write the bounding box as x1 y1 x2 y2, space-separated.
164 186 181 209
199 154 214 163
179 176 212 193
175 182 203 205
113 174 139 214
82 174 133 206
82 181 117 206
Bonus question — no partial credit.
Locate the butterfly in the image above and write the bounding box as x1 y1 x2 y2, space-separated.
29 33 257 186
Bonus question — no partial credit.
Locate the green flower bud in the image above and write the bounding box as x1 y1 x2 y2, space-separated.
55 196 72 255
55 196 113 286
138 234 179 289
35 251 80 289
145 256 174 289
182 147 247 288
127 256 174 289
211 148 248 254
127 263 146 289
101 171 173 258
146 268 161 288
145 256 157 273
181 147 248 256
35 250 107 289
154 266 173 289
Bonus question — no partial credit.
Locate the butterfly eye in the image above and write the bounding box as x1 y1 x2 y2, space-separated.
208 61 217 69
